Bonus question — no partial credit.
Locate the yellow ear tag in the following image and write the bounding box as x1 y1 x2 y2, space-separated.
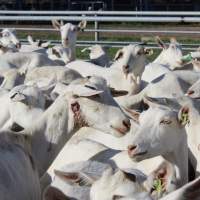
180 112 190 125
153 179 164 196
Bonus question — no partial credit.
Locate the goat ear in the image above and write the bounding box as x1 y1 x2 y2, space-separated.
143 96 161 108
145 161 176 197
121 168 147 183
122 107 140 122
155 36 167 49
54 170 95 186
52 47 61 58
0 45 5 53
41 41 51 48
81 46 92 53
77 20 87 31
137 47 145 55
72 85 103 97
192 59 200 70
60 20 64 26
144 48 153 56
9 92 26 102
178 106 190 125
43 186 69 200
114 49 123 61
27 35 34 45
170 37 177 43
109 87 128 97
0 43 7 53
52 19 61 30
10 122 24 132
40 84 56 94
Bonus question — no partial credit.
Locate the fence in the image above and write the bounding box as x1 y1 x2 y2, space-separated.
1 11 200 50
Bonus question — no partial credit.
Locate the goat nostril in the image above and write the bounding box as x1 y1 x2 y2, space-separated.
16 43 21 49
187 90 194 95
128 145 137 152
123 65 129 70
123 119 131 130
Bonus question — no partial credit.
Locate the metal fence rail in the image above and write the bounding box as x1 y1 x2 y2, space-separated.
1 11 200 50
1 11 200 16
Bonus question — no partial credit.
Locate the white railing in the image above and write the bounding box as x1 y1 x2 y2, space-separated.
0 11 200 50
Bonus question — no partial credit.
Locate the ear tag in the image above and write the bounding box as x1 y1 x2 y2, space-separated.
181 53 193 62
153 179 165 196
180 112 190 125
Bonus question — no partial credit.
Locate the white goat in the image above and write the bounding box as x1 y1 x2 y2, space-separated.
0 50 57 73
19 35 51 54
52 19 87 61
66 44 148 94
47 45 74 65
116 70 200 110
81 45 110 67
127 106 188 188
18 76 130 177
178 105 200 176
90 167 151 200
141 37 183 83
25 66 82 87
43 160 111 200
0 68 25 90
45 160 150 200
0 28 21 49
153 37 183 70
8 84 47 130
0 85 47 131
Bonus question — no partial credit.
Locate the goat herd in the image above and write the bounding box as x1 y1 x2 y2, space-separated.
0 19 200 200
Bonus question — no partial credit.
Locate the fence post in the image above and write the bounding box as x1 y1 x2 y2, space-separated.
94 14 99 42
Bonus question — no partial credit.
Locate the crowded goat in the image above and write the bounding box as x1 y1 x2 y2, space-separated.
0 21 200 200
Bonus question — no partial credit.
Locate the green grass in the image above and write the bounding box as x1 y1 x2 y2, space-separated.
14 22 200 62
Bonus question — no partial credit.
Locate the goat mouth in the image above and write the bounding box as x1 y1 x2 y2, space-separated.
110 125 128 136
62 39 69 46
16 43 21 49
129 150 148 159
188 96 200 99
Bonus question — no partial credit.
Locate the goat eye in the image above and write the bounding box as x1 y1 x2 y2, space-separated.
160 119 172 125
118 52 123 58
112 195 124 200
72 94 79 99
10 92 18 99
84 85 96 90
86 76 91 79
124 65 129 69
92 94 100 98
3 32 9 37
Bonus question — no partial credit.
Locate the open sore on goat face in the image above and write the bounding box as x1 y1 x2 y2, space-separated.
72 94 131 137
127 107 184 162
